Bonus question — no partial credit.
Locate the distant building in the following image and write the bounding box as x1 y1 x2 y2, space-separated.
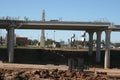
16 37 28 46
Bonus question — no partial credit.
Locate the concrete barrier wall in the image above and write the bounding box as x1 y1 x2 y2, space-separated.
0 48 120 68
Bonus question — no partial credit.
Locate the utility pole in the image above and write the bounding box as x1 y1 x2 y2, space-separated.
40 10 45 48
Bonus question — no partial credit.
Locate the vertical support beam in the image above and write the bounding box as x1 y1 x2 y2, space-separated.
40 30 45 48
71 59 75 70
7 27 15 63
104 30 111 68
68 58 76 71
40 10 45 48
78 58 81 67
68 58 72 71
88 31 94 55
96 31 102 63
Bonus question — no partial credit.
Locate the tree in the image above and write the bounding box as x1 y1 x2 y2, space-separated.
32 39 39 45
28 39 33 45
45 39 55 45
28 39 39 45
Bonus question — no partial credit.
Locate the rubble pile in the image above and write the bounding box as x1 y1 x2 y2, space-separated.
0 68 119 80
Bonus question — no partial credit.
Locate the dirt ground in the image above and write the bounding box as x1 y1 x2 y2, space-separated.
0 62 68 70
0 63 120 80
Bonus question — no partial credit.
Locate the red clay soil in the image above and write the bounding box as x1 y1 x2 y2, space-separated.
0 68 109 80
0 63 120 80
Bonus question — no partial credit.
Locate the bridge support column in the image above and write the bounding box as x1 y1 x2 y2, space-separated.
68 58 76 71
40 10 45 48
40 30 45 48
68 58 72 71
88 31 94 55
7 26 15 63
96 31 102 63
104 30 111 69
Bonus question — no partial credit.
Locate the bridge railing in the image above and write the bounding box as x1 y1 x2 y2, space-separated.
0 16 20 20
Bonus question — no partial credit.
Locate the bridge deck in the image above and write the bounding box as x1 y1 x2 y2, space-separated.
0 20 111 30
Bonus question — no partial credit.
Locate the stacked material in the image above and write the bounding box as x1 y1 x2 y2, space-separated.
1 68 119 80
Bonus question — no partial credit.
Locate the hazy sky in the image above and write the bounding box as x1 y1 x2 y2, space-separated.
0 0 120 42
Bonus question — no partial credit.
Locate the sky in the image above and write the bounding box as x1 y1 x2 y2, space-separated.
0 0 120 42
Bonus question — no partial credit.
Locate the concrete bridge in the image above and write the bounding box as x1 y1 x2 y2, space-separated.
0 19 120 69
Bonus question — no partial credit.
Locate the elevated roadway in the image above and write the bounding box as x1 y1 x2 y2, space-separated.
19 21 111 30
0 20 112 30
0 20 120 31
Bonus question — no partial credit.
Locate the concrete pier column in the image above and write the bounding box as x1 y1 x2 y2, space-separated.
88 31 94 55
68 58 76 71
78 58 84 71
40 30 45 48
7 26 15 63
104 30 111 69
68 58 72 71
71 59 75 70
40 10 45 48
78 58 81 67
96 31 102 63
